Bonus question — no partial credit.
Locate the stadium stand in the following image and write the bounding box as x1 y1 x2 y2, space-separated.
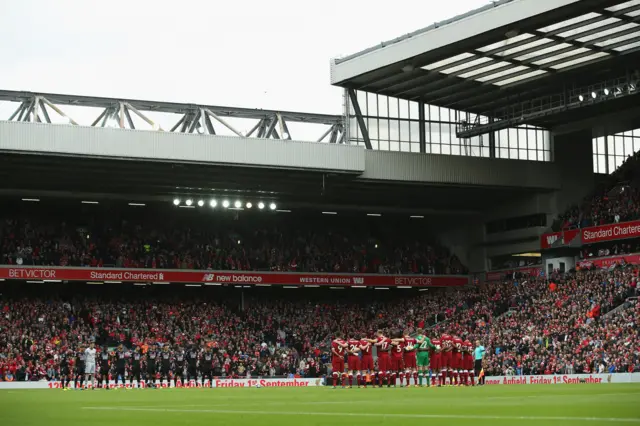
1 265 637 382
555 152 640 231
0 208 466 275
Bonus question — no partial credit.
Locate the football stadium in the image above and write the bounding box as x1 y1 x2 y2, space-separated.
1 0 640 425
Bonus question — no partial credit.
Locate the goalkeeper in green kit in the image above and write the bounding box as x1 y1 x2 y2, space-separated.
415 329 436 387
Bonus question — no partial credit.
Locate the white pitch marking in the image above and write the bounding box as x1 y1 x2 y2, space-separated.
81 407 640 423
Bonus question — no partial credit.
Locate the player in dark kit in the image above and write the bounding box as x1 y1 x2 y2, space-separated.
160 346 172 385
59 351 71 390
98 347 111 389
200 347 214 387
75 348 86 389
129 347 143 388
113 344 128 387
186 345 199 383
389 329 405 387
145 345 158 388
375 330 392 387
173 347 186 387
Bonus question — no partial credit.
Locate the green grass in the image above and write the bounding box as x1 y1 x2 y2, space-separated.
2 384 640 426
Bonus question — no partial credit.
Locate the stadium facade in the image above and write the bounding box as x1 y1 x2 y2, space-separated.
1 0 640 280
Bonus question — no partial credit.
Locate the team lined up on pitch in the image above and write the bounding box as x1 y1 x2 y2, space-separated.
330 329 483 388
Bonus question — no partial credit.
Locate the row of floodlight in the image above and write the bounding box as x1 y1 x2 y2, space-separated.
172 198 277 210
577 84 636 102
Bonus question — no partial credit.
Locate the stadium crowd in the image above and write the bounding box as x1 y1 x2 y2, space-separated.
557 151 640 230
0 264 637 383
0 210 466 275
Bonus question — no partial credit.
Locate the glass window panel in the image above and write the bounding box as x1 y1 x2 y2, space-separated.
451 127 460 146
459 61 513 79
378 95 388 117
528 151 538 161
519 149 527 159
412 142 421 153
497 129 508 147
441 145 451 155
607 137 615 156
608 156 616 173
379 140 389 151
635 136 640 153
400 142 410 152
526 129 537 150
409 121 420 142
389 120 400 141
516 43 571 61
556 17 618 38
430 123 440 144
624 130 633 137
424 144 431 154
440 108 451 122
626 8 640 17
493 70 547 86
390 141 399 152
592 139 597 154
544 151 551 162
550 52 609 69
368 119 378 139
440 57 493 74
422 52 475 70
379 119 389 141
478 65 529 83
481 147 490 157
371 140 379 150
501 38 551 55
614 136 624 155
471 147 481 157
625 138 634 157
441 123 452 145
389 98 399 118
595 31 639 47
408 101 418 120
598 155 606 174
597 137 605 154
615 40 640 51
615 155 624 170
367 93 377 116
470 136 481 146
509 148 518 159
606 1 640 12
399 120 409 143
508 129 518 147
451 145 461 156
499 148 508 158
578 23 639 43
634 128 640 137
478 33 535 52
399 100 409 119
429 105 440 121
593 155 598 173
533 48 590 65
538 13 601 33
431 144 441 154
356 90 367 113
542 131 550 151
349 117 359 141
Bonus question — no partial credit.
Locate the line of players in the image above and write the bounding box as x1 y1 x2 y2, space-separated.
331 329 476 388
58 343 219 389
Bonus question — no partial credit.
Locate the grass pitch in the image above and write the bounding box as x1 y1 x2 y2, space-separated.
2 384 639 426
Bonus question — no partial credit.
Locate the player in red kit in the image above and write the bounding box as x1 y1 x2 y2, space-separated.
429 337 442 386
359 335 376 388
374 330 392 387
452 335 464 386
403 330 418 387
346 337 362 388
463 339 475 386
389 330 405 387
440 333 453 386
331 333 348 388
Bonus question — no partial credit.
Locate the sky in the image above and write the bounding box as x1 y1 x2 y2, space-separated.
0 0 491 122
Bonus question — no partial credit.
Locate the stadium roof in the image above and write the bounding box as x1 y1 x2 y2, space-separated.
331 0 640 117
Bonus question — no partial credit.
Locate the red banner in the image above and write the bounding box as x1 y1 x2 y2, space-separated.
576 253 640 270
486 266 542 281
0 266 468 288
540 229 579 250
581 220 640 244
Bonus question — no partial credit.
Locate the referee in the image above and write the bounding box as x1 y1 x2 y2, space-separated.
474 340 486 386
